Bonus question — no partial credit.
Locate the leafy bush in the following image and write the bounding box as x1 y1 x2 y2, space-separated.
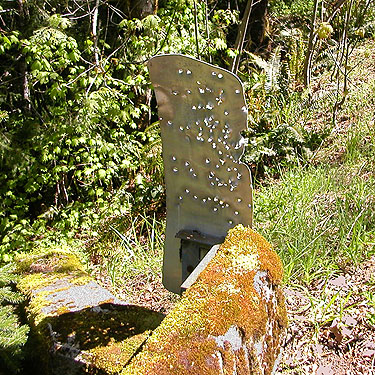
0 1 242 259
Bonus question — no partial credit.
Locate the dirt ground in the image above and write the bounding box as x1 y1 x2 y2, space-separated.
275 256 375 375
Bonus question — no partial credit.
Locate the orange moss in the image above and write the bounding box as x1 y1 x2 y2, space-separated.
122 225 287 375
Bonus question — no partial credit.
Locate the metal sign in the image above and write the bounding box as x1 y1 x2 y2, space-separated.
148 54 253 293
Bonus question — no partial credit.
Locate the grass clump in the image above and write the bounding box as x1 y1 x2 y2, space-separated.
88 213 168 305
255 165 375 284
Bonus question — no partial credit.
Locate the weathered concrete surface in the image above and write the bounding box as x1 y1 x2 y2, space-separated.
122 225 287 375
16 247 164 375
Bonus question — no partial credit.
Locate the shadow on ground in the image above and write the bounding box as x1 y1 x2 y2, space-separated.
23 303 164 375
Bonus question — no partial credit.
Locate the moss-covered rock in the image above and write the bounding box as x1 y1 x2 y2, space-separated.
17 225 286 375
122 225 287 375
16 247 164 375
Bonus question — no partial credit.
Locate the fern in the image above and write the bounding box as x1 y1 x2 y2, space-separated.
0 287 24 305
280 28 305 88
0 264 17 286
266 47 282 92
245 47 282 92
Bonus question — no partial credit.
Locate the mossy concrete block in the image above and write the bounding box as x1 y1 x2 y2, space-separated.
16 247 164 375
122 225 287 375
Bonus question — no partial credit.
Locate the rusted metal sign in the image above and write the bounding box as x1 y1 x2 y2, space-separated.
148 54 253 293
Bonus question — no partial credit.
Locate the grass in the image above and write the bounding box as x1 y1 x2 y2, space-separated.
253 41 375 285
90 212 166 300
254 163 375 284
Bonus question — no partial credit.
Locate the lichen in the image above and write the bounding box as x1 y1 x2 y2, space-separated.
122 225 287 375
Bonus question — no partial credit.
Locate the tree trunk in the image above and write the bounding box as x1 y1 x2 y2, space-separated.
246 0 269 51
125 0 158 19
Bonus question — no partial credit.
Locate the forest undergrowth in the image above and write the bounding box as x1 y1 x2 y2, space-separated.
1 0 375 373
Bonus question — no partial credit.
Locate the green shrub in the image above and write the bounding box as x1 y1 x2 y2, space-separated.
0 264 29 374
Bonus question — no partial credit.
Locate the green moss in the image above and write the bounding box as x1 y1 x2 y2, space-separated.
18 272 56 293
26 290 53 327
17 253 90 328
69 274 92 285
16 245 168 375
87 331 151 374
16 246 93 321
54 305 70 315
16 247 84 275
122 225 287 375
17 245 165 375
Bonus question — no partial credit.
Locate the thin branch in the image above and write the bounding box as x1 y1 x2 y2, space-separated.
193 0 200 59
334 0 354 112
205 0 212 63
327 0 348 23
303 0 320 88
92 0 100 66
86 73 99 97
106 3 127 19
64 66 95 87
103 37 131 66
231 0 253 74
102 6 110 57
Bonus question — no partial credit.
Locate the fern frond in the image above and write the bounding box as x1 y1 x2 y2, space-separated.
0 305 29 374
245 51 270 70
0 323 29 350
266 46 281 92
245 47 282 92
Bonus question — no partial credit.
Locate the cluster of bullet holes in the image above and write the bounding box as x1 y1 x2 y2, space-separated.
161 66 250 227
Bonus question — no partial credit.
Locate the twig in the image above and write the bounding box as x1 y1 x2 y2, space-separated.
231 0 253 74
64 66 95 87
86 73 99 97
193 0 200 59
92 0 100 66
303 0 320 88
333 0 354 122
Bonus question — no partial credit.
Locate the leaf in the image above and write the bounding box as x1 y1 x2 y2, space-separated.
98 169 106 180
31 60 42 71
214 38 227 50
142 15 160 30
329 320 343 344
68 51 80 62
2 36 11 46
